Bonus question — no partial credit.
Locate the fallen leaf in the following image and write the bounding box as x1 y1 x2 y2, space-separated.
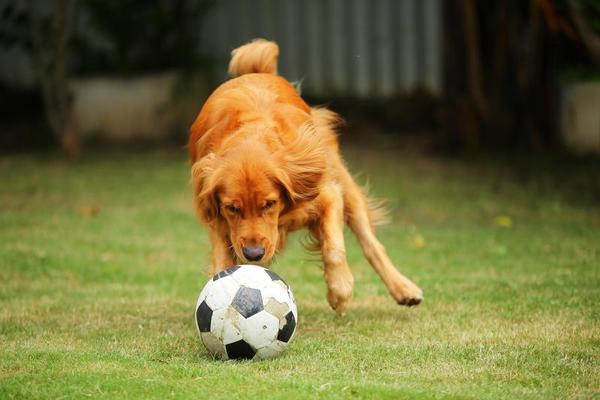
77 206 100 217
493 215 512 228
410 234 426 248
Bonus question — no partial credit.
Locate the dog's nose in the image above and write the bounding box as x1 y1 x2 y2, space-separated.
242 245 265 261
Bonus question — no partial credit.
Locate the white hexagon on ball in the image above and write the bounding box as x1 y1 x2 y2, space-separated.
231 264 274 290
204 275 240 310
195 265 298 360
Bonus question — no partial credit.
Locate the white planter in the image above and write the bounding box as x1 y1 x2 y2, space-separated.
70 70 209 142
560 82 600 154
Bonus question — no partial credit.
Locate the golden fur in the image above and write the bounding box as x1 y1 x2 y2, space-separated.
189 39 422 313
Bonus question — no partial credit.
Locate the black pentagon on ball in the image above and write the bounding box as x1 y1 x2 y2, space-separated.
277 311 296 343
226 339 256 359
196 300 213 333
264 269 288 287
212 265 241 281
231 286 264 318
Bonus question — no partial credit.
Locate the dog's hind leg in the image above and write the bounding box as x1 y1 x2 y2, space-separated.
311 183 355 315
340 168 423 306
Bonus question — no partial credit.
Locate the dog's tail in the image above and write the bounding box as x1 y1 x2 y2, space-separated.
228 39 279 77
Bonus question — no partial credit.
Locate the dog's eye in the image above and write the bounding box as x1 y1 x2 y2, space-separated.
225 205 240 213
263 200 276 210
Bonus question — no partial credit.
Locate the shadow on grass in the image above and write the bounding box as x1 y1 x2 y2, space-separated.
423 144 600 208
168 297 419 365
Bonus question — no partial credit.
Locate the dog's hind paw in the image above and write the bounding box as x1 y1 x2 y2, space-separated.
390 281 423 307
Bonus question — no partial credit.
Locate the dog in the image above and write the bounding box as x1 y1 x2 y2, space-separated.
188 39 423 314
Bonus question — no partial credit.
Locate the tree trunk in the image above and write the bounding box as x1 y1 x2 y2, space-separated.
461 0 487 118
28 0 80 158
444 0 562 151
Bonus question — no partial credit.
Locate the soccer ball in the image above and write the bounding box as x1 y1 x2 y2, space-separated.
195 264 298 360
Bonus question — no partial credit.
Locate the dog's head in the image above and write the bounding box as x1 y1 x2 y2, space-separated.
192 124 325 265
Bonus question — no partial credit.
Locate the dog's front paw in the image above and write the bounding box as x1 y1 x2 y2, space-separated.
327 284 353 315
325 273 354 315
390 280 423 307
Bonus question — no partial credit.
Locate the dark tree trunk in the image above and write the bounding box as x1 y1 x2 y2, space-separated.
443 0 565 152
28 0 79 158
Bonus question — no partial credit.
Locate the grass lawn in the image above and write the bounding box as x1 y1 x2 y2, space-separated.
1 144 599 399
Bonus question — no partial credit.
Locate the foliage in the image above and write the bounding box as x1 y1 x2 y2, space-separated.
70 0 215 76
582 0 600 34
560 66 600 82
1 147 598 399
0 2 28 50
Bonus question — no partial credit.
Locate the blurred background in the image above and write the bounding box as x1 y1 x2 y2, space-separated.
0 0 599 157
1 4 599 395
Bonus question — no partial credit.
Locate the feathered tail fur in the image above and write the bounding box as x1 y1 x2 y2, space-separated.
228 39 279 77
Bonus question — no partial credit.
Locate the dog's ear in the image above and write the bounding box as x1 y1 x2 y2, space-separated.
273 122 326 208
191 153 222 223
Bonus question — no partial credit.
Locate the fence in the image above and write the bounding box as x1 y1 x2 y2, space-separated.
200 0 443 98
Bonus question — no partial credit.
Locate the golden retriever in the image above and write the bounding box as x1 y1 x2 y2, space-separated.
189 39 422 314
